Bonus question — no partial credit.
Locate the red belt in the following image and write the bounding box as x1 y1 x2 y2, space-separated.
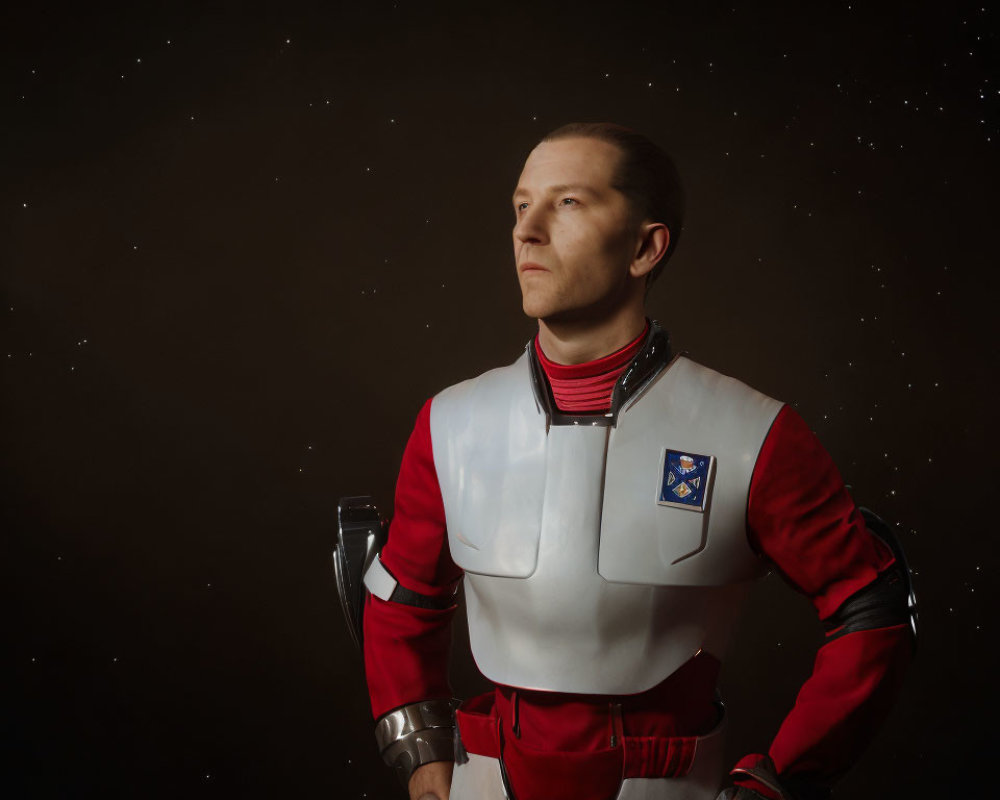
455 690 700 800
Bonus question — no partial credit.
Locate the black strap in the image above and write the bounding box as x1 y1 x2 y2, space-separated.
822 563 910 641
388 580 458 610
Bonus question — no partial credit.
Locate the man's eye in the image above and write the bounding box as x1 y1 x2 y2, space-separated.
515 202 528 212
559 197 579 206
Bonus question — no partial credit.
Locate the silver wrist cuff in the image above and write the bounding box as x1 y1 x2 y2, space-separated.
374 698 461 786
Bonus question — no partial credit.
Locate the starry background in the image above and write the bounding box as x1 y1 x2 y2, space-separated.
2 1 996 797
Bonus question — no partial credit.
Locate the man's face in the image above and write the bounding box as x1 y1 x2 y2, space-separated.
512 136 640 323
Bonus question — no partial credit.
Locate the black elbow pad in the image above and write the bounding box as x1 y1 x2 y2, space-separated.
334 496 390 650
821 506 918 653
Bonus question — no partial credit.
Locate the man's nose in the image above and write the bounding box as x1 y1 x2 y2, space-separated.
513 206 548 244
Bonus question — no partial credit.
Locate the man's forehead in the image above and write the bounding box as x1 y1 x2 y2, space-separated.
512 138 620 200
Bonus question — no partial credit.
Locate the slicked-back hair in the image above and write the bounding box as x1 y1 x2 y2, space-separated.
538 122 685 289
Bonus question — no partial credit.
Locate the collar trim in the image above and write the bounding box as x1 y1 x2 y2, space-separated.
526 319 682 429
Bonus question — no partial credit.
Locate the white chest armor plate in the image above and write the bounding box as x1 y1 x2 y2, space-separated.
429 337 784 695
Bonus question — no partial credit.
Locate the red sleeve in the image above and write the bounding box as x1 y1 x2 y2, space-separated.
730 404 913 798
363 397 463 720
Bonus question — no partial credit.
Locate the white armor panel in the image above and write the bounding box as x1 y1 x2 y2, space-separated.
600 355 785 585
429 347 784 695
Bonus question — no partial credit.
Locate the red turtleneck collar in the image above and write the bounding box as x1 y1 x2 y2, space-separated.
533 320 650 413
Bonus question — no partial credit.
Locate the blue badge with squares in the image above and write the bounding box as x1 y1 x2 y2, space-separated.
657 449 715 512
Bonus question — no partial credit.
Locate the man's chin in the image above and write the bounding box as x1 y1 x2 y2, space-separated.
521 296 551 320
521 293 605 324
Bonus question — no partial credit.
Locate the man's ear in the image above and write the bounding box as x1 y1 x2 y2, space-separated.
630 222 670 280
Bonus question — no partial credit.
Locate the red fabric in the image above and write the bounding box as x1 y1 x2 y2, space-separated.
455 690 501 758
485 655 718 798
533 319 648 412
746 404 898 620
362 356 913 796
455 688 701 800
362 397 461 719
492 652 720 753
730 404 914 793
765 623 911 777
363 593 456 719
377 397 461 599
621 735 698 779
502 730 624 800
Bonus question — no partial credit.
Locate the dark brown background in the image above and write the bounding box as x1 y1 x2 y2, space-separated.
2 1 995 796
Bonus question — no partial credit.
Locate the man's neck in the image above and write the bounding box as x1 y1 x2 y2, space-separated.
536 308 649 365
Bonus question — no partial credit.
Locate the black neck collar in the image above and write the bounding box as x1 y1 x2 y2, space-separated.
525 319 677 429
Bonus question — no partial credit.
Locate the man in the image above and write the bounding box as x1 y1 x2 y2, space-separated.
355 122 915 800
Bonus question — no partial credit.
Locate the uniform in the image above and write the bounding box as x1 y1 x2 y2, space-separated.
359 320 914 800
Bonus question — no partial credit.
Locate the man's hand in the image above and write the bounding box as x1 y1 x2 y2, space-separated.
408 760 453 800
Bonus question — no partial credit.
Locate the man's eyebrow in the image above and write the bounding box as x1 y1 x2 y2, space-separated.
511 183 600 201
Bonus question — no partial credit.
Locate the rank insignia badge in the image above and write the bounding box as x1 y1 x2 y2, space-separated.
657 449 715 512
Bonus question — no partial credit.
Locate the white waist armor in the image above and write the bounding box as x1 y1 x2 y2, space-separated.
429 341 784 695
